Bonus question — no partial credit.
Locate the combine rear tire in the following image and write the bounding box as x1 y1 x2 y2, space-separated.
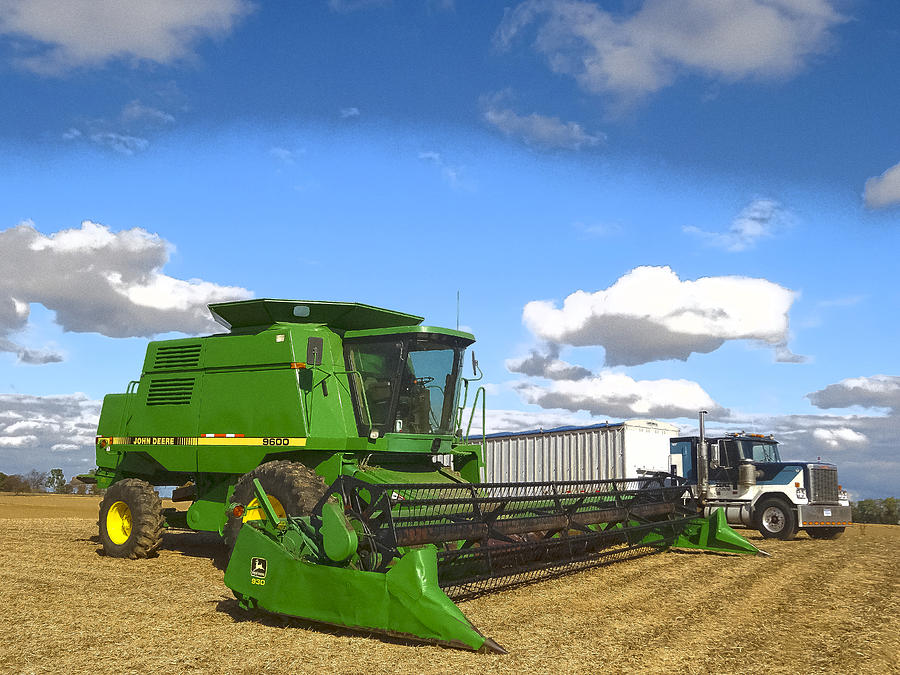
807 527 845 540
99 479 164 558
224 460 327 556
755 497 797 540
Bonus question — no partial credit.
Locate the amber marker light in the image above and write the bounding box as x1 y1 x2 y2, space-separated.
232 504 245 518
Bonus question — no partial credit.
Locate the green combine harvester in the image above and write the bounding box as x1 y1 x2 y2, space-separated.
86 299 760 652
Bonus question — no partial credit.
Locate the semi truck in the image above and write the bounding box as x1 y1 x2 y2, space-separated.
483 413 852 540
669 411 852 540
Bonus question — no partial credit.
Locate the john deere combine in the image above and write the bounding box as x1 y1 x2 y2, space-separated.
88 299 759 652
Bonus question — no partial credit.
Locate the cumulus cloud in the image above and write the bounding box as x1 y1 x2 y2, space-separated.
812 427 867 447
807 375 900 412
0 393 100 475
496 0 845 106
0 0 253 74
0 220 252 361
863 161 900 209
482 93 603 150
339 107 360 119
522 266 802 366
506 344 592 380
684 199 787 251
515 370 724 419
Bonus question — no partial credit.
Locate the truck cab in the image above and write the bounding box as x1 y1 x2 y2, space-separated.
669 433 851 540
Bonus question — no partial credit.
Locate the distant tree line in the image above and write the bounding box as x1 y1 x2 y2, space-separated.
0 469 99 495
851 498 899 525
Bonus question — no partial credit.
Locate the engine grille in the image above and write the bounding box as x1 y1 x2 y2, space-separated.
808 466 839 503
147 378 194 406
153 343 201 370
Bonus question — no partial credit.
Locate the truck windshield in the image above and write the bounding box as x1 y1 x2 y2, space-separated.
741 442 780 462
345 334 467 437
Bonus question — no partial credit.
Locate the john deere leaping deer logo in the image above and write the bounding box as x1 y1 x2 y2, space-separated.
250 557 267 579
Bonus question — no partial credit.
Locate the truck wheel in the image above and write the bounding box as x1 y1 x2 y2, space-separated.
224 460 327 556
807 527 845 540
98 479 164 558
754 497 797 540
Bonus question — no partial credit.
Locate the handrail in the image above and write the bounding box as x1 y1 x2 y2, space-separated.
464 385 486 449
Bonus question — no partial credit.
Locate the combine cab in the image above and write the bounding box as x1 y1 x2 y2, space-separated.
86 299 760 652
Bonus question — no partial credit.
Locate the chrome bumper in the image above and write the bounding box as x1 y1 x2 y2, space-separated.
798 504 852 527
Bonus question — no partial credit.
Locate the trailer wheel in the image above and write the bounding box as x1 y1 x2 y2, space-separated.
806 527 845 540
224 460 327 557
98 479 164 558
754 497 797 540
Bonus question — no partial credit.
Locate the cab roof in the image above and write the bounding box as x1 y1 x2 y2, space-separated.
209 299 424 332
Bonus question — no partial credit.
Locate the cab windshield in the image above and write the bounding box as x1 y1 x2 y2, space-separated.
739 441 781 462
345 334 468 437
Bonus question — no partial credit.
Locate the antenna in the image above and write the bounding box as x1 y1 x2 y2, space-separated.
456 290 460 330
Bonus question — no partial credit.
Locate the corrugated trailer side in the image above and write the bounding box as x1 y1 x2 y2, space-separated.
482 419 679 483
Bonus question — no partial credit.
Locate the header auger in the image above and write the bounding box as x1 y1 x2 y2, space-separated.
85 298 760 652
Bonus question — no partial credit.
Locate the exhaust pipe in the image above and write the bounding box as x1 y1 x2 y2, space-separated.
697 410 709 500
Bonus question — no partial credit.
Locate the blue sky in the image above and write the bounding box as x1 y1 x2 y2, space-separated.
0 0 898 498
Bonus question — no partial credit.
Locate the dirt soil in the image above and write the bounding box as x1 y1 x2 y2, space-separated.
0 494 897 674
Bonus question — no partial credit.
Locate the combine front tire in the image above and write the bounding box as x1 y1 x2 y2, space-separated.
224 460 327 556
755 497 797 540
807 527 845 540
99 479 164 558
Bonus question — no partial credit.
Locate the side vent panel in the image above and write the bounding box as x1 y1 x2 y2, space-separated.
147 378 195 406
153 344 202 371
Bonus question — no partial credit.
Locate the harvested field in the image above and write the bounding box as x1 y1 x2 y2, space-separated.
0 494 897 674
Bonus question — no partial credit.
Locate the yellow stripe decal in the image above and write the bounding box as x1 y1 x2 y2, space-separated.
108 436 307 447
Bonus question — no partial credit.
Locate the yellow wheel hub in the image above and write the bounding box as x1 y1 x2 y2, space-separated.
106 500 133 545
243 494 286 523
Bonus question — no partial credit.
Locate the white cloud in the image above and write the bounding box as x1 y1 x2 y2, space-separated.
418 151 466 189
496 0 845 106
812 427 867 447
88 132 149 155
807 375 900 412
863 161 900 209
0 434 38 447
121 100 175 125
0 393 100 475
269 147 296 164
683 199 787 251
0 0 253 74
522 266 802 366
339 107 360 119
62 100 176 155
0 220 252 361
466 407 595 435
515 370 723 419
482 94 603 150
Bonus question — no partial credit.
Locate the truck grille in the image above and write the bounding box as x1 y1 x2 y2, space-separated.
808 466 839 503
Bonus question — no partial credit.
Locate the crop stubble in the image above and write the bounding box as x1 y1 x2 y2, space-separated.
0 494 897 674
